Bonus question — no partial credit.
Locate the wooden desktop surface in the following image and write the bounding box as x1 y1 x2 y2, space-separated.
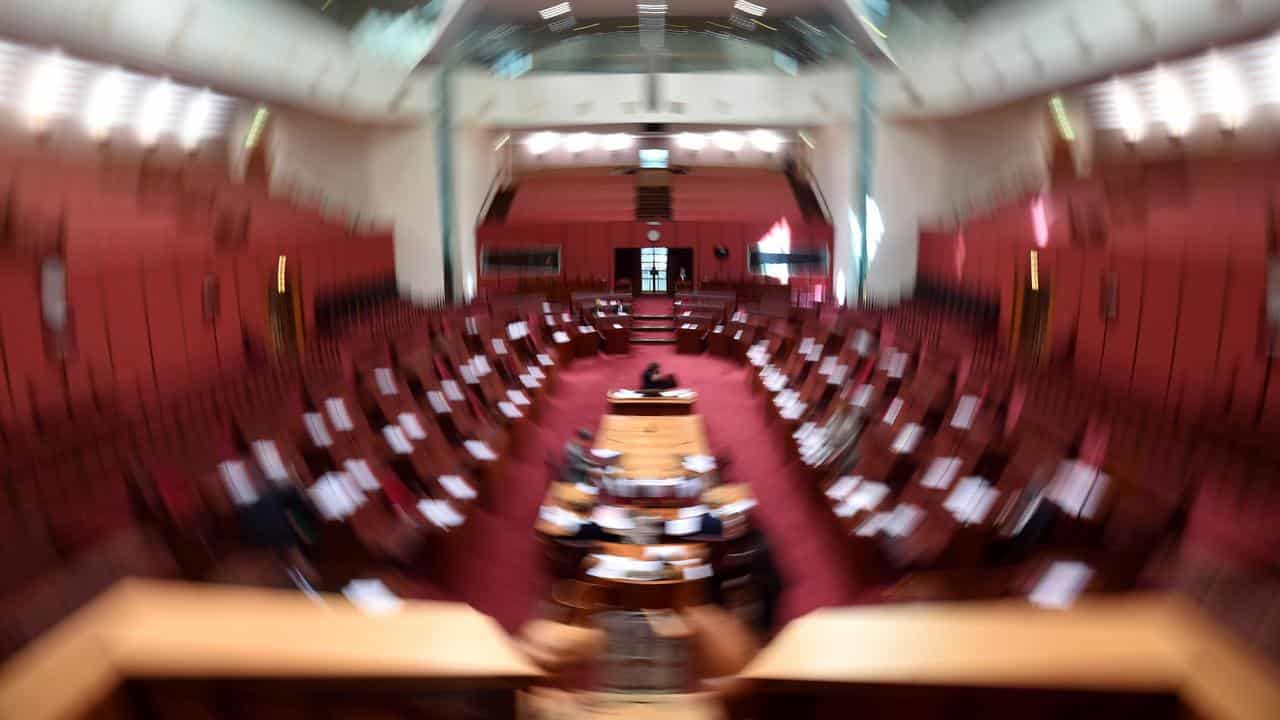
0 579 543 720
595 414 709 478
739 593 1280 720
607 390 699 406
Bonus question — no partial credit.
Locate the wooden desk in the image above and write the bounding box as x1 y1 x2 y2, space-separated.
595 414 709 478
607 390 698 415
738 594 1280 720
0 580 542 720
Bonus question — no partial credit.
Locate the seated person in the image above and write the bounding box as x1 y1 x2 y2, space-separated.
562 428 597 484
641 362 679 391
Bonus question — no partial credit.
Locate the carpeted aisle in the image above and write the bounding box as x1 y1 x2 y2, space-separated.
442 345 859 633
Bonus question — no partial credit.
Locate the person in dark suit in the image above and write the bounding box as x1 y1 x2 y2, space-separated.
641 362 678 390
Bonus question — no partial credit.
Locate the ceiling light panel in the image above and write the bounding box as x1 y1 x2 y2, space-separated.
0 36 239 144
1083 33 1280 139
539 3 572 20
733 1 767 17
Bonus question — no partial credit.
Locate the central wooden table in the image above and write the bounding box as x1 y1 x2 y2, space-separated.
594 414 709 477
606 390 699 415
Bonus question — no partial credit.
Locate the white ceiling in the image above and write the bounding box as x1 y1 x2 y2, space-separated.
479 0 833 21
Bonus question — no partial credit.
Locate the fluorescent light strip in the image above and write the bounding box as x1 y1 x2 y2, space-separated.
181 90 214 150
733 0 766 17
85 68 127 140
538 2 572 20
1153 66 1193 137
1049 94 1075 142
637 3 668 14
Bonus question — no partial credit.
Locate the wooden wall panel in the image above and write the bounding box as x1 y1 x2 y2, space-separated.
1073 251 1108 385
1168 260 1228 422
1130 260 1181 408
143 262 191 393
1099 257 1144 394
100 266 153 415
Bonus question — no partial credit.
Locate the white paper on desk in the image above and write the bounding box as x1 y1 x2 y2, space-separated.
591 448 622 459
543 302 552 313
537 353 554 366
397 412 427 440
439 474 476 501
677 504 710 518
665 516 703 535
465 317 479 335
853 330 873 357
464 440 497 461
1029 561 1094 609
382 425 413 455
325 397 354 431
921 457 963 490
427 391 451 414
519 374 540 389
826 476 861 501
374 367 399 396
818 356 838 375
888 351 909 379
507 389 531 406
545 314 556 327
798 338 815 355
611 389 643 399
220 461 257 506
1049 461 1109 519
345 459 380 492
472 356 491 375
553 331 570 344
715 499 757 517
883 398 904 425
440 380 464 401
806 346 823 362
827 365 849 385
528 365 546 380
592 506 635 530
951 395 980 429
574 482 599 496
682 455 716 473
507 322 525 340
855 512 892 536
680 323 695 330
303 413 332 448
498 401 523 419
734 330 744 340
492 338 508 355
460 365 479 384
252 440 290 482
310 472 365 521
845 481 890 513
539 505 582 533
852 384 874 408
645 546 687 560
560 312 571 322
419 499 465 528
683 310 693 316
683 564 714 580
891 423 924 455
714 325 724 334
780 402 807 420
578 325 595 334
884 504 925 537
955 484 999 525
343 579 404 616
612 323 624 330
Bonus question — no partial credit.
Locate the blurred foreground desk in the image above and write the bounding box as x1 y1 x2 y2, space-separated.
0 579 541 720
738 594 1280 720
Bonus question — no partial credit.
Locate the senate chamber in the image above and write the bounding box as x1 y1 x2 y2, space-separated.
2 1 1280 718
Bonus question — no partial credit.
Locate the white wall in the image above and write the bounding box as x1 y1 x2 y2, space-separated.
267 109 378 219
455 67 857 128
451 122 499 301
866 119 945 301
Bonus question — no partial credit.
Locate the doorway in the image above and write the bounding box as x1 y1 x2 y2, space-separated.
667 247 693 291
267 254 302 359
641 246 668 293
1012 250 1051 364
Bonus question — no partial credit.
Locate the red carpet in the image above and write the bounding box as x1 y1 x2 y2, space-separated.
631 296 674 316
440 346 859 633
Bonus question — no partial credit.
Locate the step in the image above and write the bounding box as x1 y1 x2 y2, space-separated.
633 324 676 332
632 314 675 321
631 336 677 345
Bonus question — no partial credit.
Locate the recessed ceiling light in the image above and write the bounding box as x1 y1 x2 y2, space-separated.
676 132 706 150
564 132 596 152
85 68 126 140
748 129 782 152
24 51 68 131
539 3 572 20
600 133 633 151
181 90 214 150
137 79 174 146
733 0 766 17
712 131 744 151
1153 65 1193 137
525 131 560 155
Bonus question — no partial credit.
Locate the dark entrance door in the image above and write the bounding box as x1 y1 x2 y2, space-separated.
615 248 641 296
668 247 694 293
